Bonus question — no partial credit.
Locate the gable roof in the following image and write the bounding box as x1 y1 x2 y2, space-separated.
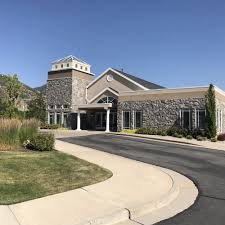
52 55 89 65
87 67 163 90
113 69 165 90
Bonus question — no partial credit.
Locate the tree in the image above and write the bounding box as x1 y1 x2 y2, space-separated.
27 94 46 123
205 84 217 138
0 75 22 118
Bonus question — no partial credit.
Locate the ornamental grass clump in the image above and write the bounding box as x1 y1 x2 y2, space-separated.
0 118 21 150
19 119 39 145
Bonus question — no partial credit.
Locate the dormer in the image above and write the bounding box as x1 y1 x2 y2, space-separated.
51 55 91 74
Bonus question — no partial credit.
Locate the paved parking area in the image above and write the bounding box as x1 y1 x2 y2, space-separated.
58 131 225 225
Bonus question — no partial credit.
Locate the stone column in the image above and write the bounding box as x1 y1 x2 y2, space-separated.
106 109 110 132
76 111 81 131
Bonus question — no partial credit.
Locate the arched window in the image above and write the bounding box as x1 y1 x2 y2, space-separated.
97 96 117 106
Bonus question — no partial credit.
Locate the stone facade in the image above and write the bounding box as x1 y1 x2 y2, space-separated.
46 78 72 108
117 98 206 131
72 77 91 111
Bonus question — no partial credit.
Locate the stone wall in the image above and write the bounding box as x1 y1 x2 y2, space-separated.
72 77 91 111
46 78 72 108
117 98 205 131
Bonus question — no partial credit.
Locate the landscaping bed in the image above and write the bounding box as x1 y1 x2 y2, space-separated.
0 150 112 205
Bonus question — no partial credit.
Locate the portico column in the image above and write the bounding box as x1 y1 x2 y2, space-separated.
106 108 110 132
76 111 81 131
54 112 57 124
61 112 64 126
47 112 50 124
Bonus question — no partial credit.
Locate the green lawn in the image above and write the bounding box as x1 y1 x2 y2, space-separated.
0 151 112 205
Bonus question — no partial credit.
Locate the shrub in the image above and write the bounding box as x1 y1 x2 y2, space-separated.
121 129 136 134
161 130 167 136
0 118 21 150
186 135 193 140
211 137 217 142
172 133 183 138
196 135 207 141
191 129 206 139
167 127 188 137
135 127 158 135
40 124 60 129
19 119 39 144
217 133 225 141
27 133 55 151
135 127 146 134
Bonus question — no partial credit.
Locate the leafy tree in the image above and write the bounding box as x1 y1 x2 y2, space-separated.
205 84 217 138
27 94 46 123
2 75 23 118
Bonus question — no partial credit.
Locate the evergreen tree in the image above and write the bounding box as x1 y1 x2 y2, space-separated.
205 84 217 138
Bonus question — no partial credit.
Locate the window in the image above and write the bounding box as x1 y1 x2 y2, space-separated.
61 64 63 68
49 113 54 124
63 113 68 127
97 96 117 106
85 67 88 71
56 113 61 125
48 105 54 110
80 65 83 70
56 105 62 109
63 105 69 109
123 111 131 129
55 65 58 69
180 109 192 129
134 111 143 129
67 63 69 67
196 109 206 129
75 64 78 68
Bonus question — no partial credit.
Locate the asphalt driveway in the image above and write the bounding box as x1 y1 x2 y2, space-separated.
58 133 225 225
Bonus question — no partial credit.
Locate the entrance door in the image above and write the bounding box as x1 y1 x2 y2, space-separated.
95 112 106 130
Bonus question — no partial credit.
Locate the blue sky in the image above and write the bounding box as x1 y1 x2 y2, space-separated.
0 0 225 89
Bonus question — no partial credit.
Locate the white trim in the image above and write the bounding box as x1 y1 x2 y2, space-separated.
120 86 209 96
87 87 119 103
214 86 225 98
76 111 81 131
52 55 90 66
132 110 135 130
194 108 197 128
106 109 110 132
86 68 149 90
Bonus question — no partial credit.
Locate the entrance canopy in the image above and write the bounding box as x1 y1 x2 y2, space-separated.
76 103 113 132
77 103 112 110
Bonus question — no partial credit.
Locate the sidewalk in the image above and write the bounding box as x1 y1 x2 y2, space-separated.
1 140 198 225
112 132 225 151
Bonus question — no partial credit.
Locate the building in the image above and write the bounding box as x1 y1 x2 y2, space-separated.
46 55 225 134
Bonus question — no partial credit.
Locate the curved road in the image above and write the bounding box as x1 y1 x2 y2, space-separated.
58 133 225 225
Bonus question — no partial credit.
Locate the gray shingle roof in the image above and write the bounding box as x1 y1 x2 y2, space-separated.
113 69 165 90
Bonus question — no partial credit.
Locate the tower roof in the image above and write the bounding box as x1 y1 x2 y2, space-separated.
52 55 89 65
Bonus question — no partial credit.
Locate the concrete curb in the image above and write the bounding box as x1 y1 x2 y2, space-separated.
81 208 129 225
133 167 198 224
109 132 199 147
56 141 198 225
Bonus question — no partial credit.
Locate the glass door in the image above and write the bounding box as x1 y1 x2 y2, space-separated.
95 112 106 130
